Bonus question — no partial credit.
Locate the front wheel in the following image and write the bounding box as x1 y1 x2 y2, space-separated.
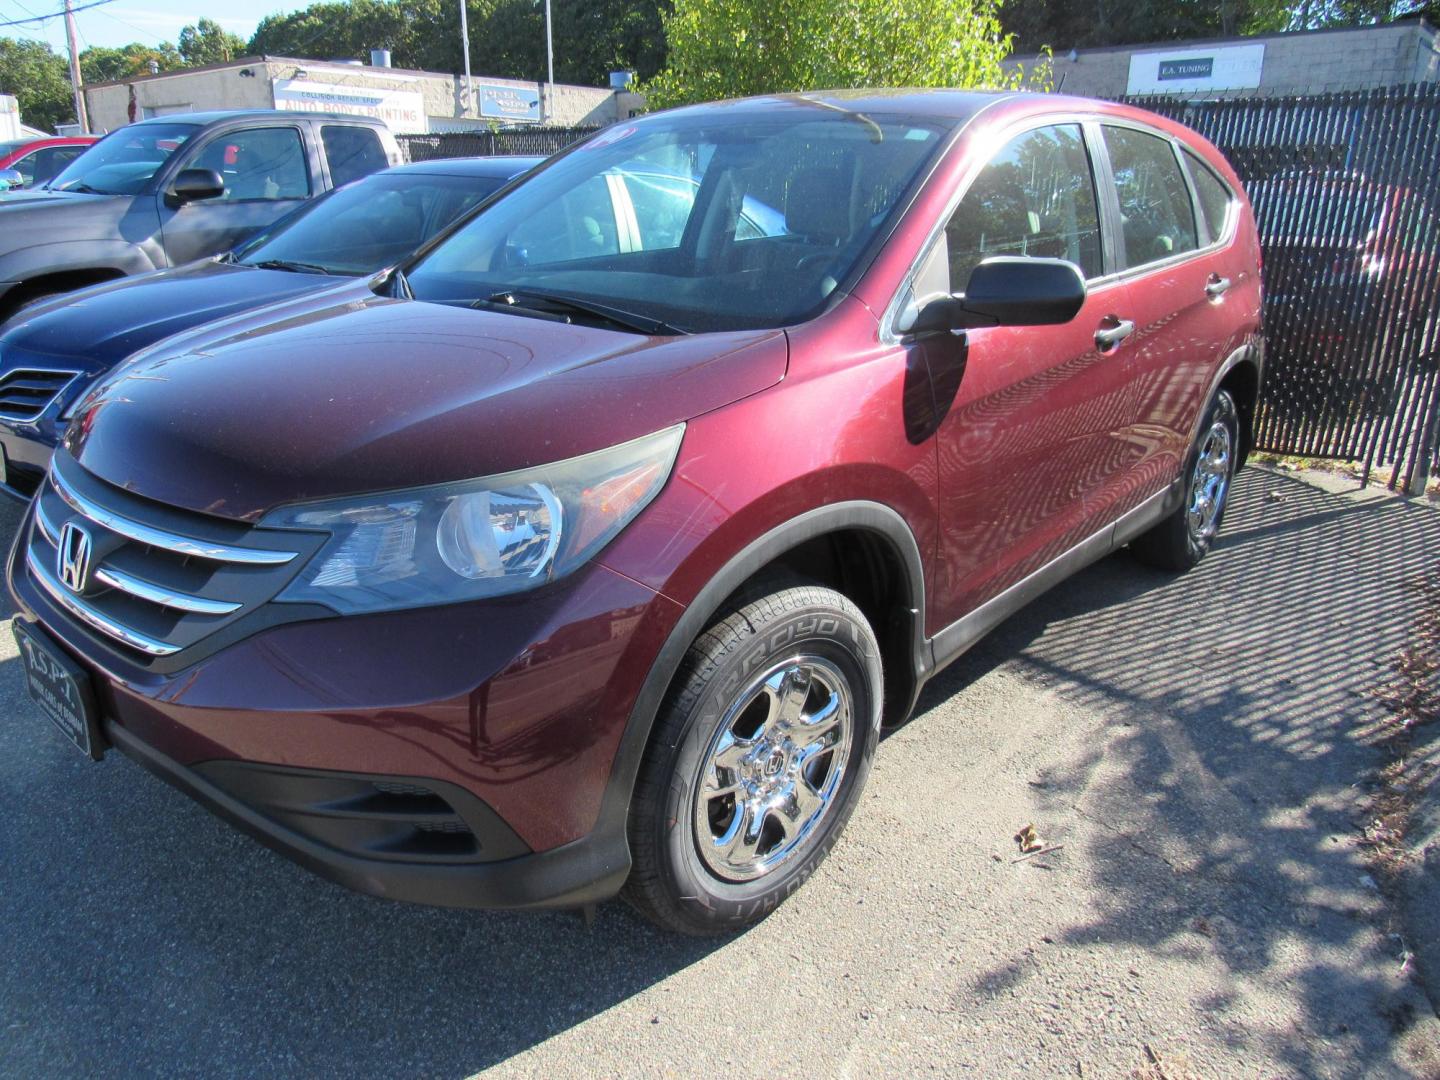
623 583 882 935
1131 388 1240 572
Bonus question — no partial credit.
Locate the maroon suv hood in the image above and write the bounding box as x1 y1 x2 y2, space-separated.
65 293 787 521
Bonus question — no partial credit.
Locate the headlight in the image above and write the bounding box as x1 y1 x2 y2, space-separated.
261 424 683 614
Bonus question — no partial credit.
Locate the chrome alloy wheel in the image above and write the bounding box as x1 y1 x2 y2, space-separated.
693 656 855 882
1187 420 1233 545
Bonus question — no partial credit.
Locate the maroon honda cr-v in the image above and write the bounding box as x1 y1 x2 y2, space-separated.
10 91 1262 934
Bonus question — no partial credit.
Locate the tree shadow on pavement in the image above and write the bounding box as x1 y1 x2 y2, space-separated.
921 469 1440 1075
4 470 1437 1078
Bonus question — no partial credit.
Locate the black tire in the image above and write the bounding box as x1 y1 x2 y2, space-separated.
623 582 883 936
1131 388 1241 572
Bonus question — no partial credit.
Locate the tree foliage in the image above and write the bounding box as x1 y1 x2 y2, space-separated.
644 0 1034 109
0 38 73 131
1004 0 1437 52
178 17 247 66
248 0 668 85
80 42 183 85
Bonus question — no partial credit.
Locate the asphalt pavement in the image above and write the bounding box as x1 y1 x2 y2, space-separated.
1 467 1437 1078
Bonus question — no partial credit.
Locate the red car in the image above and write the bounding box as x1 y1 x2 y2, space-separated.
9 91 1263 934
0 136 98 190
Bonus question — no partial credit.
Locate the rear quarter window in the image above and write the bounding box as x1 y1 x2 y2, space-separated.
323 126 390 188
1183 149 1234 243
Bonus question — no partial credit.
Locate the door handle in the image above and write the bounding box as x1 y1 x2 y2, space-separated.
1095 318 1135 350
1205 275 1232 299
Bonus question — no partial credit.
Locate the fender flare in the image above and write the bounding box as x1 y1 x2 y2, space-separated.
589 500 930 871
1189 337 1264 462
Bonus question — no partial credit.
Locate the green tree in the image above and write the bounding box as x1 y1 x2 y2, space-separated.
0 37 73 132
80 42 183 84
247 0 667 85
178 17 247 66
645 0 1033 109
1004 0 1437 53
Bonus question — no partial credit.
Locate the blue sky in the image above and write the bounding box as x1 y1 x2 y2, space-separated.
3 0 283 54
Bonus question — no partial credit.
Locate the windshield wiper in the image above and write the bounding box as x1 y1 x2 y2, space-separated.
479 289 689 335
58 182 109 196
251 259 331 275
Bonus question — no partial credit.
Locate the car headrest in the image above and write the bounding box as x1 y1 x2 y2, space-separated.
785 163 856 244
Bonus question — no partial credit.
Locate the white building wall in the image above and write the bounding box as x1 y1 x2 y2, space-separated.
84 57 628 135
0 95 20 141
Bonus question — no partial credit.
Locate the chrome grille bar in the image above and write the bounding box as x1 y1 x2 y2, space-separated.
34 499 60 545
26 548 180 656
93 566 242 616
51 469 298 566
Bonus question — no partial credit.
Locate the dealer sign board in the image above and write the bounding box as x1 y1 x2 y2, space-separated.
478 84 542 123
1127 43 1265 95
273 79 427 133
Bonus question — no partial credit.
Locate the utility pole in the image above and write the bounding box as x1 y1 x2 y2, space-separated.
543 0 554 122
458 0 473 118
63 0 89 132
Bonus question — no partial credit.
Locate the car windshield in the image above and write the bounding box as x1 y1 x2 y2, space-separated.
235 171 516 275
48 122 198 196
405 106 949 332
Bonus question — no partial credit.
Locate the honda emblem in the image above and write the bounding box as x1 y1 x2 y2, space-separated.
57 521 93 594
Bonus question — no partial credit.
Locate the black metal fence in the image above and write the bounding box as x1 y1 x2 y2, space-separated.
1126 84 1440 493
398 127 599 163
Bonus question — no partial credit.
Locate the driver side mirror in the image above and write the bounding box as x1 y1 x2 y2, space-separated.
0 168 26 192
902 257 1087 335
167 168 225 206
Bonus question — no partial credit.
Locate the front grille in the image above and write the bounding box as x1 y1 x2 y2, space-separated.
0 368 80 421
24 453 325 660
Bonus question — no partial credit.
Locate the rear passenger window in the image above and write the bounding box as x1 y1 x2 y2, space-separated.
323 126 389 188
946 124 1103 286
1183 149 1233 243
1103 126 1198 267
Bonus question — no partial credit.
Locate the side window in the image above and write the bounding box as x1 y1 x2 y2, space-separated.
1103 126 1198 267
506 175 618 263
31 147 84 186
322 125 389 188
186 127 310 202
620 172 697 251
1182 148 1233 243
945 124 1103 287
10 149 38 186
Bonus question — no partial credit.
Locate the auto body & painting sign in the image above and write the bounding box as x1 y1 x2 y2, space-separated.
273 79 427 133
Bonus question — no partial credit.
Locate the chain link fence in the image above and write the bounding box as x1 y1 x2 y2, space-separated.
1126 84 1440 493
398 127 599 163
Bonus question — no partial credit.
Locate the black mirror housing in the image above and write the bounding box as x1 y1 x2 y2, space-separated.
168 168 226 205
960 256 1087 327
904 257 1087 336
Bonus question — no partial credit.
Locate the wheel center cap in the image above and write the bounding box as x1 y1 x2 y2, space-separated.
763 749 785 778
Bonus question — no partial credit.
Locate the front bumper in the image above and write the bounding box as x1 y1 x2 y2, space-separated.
9 494 686 908
107 721 631 909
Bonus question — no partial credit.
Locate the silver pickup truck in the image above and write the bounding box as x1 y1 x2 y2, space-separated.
0 110 402 322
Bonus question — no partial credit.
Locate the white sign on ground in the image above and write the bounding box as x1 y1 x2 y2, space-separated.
272 79 427 134
1127 43 1266 94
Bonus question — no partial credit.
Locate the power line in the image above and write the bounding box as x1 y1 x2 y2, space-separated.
0 0 117 29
